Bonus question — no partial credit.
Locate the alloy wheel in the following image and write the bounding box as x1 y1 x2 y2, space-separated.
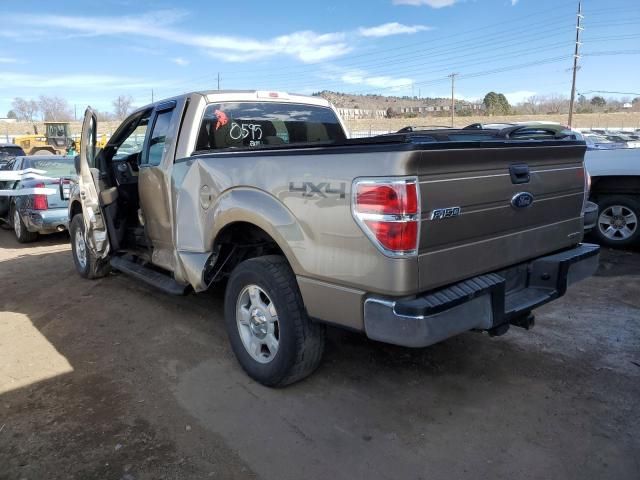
236 284 280 364
598 205 638 241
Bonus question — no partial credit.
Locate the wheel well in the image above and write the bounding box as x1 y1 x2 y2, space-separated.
205 222 285 285
590 176 640 199
69 200 82 218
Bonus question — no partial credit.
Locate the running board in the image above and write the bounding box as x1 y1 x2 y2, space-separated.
110 256 189 295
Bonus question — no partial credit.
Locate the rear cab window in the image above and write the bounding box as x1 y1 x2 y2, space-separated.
195 102 346 151
24 157 76 178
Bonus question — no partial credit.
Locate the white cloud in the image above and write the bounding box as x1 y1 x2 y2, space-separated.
358 22 431 37
0 72 164 90
171 57 190 66
511 0 519 5
0 57 19 64
8 11 352 64
340 69 413 90
503 90 537 104
393 0 458 8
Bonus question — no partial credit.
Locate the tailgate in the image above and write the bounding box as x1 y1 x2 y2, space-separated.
417 144 586 291
44 179 72 208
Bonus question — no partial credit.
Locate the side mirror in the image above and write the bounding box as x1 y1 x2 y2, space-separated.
74 154 80 174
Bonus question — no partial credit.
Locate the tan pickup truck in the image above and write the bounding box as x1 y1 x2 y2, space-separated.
69 90 599 386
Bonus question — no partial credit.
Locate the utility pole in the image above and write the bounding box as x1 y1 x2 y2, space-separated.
151 89 154 103
568 0 583 128
217 72 220 90
448 73 458 128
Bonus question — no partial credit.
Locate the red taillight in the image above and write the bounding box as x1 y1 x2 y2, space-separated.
33 183 48 210
356 182 418 215
353 178 420 255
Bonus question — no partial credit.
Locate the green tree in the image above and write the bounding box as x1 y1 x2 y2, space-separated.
483 92 511 115
590 96 606 108
6 110 17 119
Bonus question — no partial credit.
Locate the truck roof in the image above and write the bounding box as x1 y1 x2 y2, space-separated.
135 90 332 113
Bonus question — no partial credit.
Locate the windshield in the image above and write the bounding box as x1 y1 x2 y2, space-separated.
46 124 69 138
195 102 346 151
0 146 26 159
24 157 76 177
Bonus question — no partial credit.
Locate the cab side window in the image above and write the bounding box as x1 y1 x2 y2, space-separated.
145 109 174 167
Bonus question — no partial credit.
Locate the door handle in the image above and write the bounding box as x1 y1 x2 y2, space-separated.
509 164 530 184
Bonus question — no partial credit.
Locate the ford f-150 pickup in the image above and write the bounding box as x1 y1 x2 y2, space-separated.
69 90 599 386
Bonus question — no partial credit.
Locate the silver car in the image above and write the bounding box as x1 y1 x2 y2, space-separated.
0 155 76 243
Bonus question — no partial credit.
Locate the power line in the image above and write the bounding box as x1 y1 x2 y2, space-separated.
154 1 588 95
151 4 640 99
579 90 640 96
194 22 638 96
583 49 640 56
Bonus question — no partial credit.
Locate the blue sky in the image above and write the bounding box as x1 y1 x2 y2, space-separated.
1 0 639 116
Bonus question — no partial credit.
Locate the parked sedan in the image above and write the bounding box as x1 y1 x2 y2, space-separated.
0 155 76 243
0 144 26 169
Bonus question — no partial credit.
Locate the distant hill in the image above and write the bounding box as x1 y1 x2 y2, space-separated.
312 90 479 111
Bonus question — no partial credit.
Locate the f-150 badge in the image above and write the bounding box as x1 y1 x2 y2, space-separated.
431 207 461 220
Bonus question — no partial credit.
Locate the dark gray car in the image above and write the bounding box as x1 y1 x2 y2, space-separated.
0 155 76 242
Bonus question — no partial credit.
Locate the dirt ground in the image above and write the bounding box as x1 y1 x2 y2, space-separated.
0 230 638 480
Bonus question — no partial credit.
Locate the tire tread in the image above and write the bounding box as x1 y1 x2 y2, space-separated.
225 255 325 387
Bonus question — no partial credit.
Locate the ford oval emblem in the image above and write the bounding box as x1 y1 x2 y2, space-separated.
511 192 534 209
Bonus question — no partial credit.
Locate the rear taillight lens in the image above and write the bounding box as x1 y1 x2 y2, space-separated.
33 183 48 210
353 178 420 256
581 166 590 211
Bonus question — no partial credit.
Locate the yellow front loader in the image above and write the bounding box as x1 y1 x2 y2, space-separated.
14 122 107 156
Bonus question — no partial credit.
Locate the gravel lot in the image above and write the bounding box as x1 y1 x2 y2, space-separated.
0 230 638 480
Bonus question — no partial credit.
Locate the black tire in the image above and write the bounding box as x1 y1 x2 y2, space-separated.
32 149 55 156
593 195 640 248
70 214 111 279
11 205 38 243
224 255 325 387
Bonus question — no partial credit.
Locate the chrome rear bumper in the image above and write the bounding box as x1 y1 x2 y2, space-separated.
364 243 600 348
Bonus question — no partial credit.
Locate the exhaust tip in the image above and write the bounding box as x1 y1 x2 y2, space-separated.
57 225 66 232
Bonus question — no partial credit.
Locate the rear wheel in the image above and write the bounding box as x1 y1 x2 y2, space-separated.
224 255 325 387
70 214 110 279
594 195 640 248
12 206 38 243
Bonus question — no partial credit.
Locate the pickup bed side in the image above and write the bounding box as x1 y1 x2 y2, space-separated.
170 138 591 333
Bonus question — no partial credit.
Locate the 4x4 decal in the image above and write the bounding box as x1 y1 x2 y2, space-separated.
289 182 346 199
